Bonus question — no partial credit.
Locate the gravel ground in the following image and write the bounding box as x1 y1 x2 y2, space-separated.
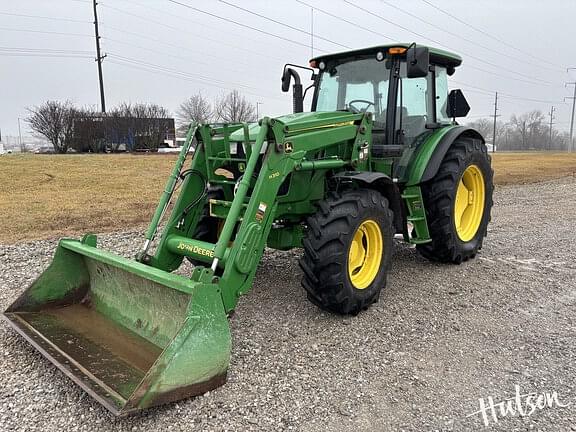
1 177 576 431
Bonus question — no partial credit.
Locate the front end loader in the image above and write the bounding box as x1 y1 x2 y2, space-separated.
3 43 493 415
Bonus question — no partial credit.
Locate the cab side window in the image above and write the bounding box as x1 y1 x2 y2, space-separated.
435 67 451 123
397 62 431 144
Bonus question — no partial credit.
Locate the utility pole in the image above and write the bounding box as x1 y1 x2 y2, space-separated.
548 106 555 150
310 7 314 58
566 68 576 152
256 102 263 120
566 85 576 152
93 0 106 112
18 117 23 152
492 92 499 153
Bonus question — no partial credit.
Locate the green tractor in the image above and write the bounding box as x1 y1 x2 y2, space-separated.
3 43 493 415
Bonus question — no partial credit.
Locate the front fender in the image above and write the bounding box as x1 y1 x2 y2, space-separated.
332 171 404 233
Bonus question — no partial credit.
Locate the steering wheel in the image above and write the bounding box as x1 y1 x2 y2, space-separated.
348 99 375 113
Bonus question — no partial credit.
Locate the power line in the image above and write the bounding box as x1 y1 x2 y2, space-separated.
101 36 274 85
115 0 301 56
102 37 234 72
165 0 329 52
295 0 559 86
340 0 557 86
450 79 567 104
107 54 284 101
123 0 566 96
462 63 563 89
0 11 91 24
0 53 92 58
217 0 351 50
294 0 395 43
419 0 565 69
100 4 289 62
377 0 565 74
209 0 568 103
0 47 92 54
291 1 566 106
108 53 254 89
99 27 253 67
108 53 279 94
0 27 92 38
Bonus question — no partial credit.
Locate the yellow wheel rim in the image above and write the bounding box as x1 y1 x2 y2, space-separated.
454 164 485 242
348 219 383 290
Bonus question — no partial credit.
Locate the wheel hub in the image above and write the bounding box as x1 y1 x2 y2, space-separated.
454 164 485 242
348 220 383 289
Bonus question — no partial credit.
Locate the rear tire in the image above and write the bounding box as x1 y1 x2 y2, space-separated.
300 189 394 315
416 136 493 263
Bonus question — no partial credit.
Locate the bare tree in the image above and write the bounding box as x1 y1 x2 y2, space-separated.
177 93 213 132
466 118 492 140
26 100 77 153
510 110 545 149
215 90 256 123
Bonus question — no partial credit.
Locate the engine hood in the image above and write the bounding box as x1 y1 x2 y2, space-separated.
229 111 358 141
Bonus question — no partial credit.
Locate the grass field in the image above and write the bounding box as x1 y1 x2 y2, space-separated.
1 152 575 242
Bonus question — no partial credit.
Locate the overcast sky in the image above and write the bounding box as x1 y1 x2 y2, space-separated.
1 0 576 137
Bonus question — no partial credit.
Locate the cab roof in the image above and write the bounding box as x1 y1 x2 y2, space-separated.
311 43 462 69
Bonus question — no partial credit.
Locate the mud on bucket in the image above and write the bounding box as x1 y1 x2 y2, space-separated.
3 236 231 416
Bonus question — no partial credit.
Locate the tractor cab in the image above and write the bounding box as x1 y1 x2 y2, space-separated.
282 43 469 155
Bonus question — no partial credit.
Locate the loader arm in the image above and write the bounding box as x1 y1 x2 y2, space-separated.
149 113 368 313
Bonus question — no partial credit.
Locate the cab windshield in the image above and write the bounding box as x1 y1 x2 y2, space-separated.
314 55 444 146
314 57 391 126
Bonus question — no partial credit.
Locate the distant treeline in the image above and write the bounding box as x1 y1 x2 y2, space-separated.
467 110 573 151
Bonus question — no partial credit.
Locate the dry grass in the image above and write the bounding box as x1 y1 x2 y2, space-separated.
1 152 576 242
0 153 177 242
491 152 576 185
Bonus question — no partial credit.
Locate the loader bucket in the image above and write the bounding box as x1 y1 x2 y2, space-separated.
2 236 231 416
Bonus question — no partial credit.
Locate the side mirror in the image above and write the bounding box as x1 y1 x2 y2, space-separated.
447 89 470 118
281 67 304 113
406 45 429 78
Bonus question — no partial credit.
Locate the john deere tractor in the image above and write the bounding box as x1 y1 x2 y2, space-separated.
4 43 493 415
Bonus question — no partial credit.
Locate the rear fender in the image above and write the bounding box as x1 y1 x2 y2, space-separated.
405 126 484 186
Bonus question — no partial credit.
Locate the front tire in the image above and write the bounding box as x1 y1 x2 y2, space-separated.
416 136 494 263
300 189 394 315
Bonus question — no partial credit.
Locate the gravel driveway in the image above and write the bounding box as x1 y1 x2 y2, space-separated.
1 177 576 431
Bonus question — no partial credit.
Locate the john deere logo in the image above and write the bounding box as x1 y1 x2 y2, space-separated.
177 242 214 258
284 142 293 153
